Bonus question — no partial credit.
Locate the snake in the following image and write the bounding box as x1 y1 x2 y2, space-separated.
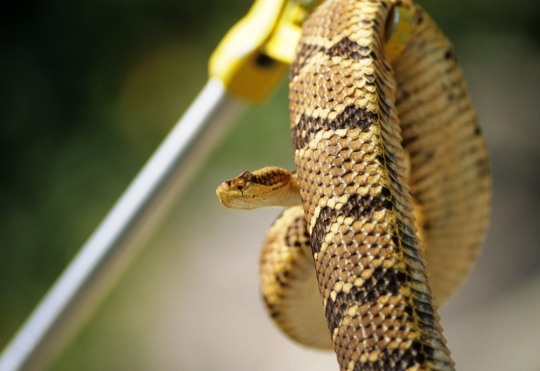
216 0 491 369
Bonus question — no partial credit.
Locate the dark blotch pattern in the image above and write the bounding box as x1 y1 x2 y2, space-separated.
474 124 482 136
353 341 425 371
343 193 393 219
326 37 376 61
290 42 324 79
291 37 377 80
284 215 310 249
325 267 407 333
310 192 392 254
292 105 379 150
310 206 334 254
402 134 419 148
443 48 456 61
263 296 280 319
376 152 403 193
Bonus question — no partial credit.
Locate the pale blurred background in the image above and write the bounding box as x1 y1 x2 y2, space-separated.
1 0 540 370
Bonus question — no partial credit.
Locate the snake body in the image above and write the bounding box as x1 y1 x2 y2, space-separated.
217 0 491 369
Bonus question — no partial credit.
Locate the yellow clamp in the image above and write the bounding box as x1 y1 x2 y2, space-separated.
385 5 415 62
209 0 414 103
209 0 320 103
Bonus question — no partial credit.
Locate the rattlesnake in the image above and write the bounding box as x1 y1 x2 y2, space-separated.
217 0 491 369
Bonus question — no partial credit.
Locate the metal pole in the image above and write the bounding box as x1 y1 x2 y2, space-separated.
0 78 245 371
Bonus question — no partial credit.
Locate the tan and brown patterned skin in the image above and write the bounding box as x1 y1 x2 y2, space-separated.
287 0 490 370
217 0 491 369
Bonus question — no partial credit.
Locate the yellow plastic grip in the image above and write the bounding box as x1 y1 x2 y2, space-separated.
385 6 415 62
209 0 317 103
209 0 288 103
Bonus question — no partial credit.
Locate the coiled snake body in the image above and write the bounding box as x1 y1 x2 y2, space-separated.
217 0 491 369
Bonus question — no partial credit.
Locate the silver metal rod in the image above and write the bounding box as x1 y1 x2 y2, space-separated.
0 78 245 371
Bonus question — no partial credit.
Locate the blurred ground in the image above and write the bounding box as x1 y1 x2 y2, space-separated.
1 0 540 370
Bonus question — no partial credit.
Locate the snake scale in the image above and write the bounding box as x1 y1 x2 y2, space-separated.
217 0 491 369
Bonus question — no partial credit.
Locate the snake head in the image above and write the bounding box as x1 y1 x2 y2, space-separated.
216 170 261 209
216 167 301 209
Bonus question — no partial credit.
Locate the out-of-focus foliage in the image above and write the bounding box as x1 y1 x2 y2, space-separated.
1 0 249 340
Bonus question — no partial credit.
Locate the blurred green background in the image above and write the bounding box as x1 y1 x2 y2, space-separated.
2 0 540 370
